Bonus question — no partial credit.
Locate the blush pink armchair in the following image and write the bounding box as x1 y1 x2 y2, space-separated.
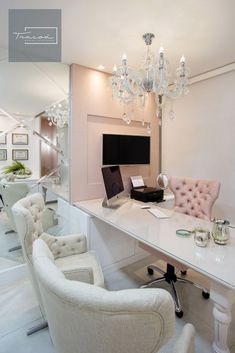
142 176 220 318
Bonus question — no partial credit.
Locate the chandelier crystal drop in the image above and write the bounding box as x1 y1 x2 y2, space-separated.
45 99 69 128
111 33 190 110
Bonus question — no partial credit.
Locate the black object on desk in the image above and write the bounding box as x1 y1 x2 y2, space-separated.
130 186 164 203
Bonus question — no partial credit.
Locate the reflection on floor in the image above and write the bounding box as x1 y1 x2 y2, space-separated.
0 211 23 270
1 256 235 353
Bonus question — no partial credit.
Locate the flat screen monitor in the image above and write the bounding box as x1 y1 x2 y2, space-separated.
101 166 124 204
102 134 150 165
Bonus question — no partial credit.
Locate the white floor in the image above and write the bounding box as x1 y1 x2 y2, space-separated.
0 211 24 270
1 256 235 353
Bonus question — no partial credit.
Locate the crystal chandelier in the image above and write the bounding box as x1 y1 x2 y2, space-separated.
111 33 190 118
45 98 69 128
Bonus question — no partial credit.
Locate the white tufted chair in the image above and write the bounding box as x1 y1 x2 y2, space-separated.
33 238 195 353
142 176 220 318
12 193 104 335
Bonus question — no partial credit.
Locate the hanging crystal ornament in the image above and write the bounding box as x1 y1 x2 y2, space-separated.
147 123 151 134
169 109 176 120
45 99 69 128
111 33 190 113
168 99 176 120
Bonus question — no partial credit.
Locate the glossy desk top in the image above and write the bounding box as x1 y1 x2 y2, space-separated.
74 198 235 289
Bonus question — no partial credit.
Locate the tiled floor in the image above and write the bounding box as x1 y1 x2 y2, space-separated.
2 256 235 353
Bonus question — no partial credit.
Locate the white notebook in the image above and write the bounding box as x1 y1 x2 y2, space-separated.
148 208 169 219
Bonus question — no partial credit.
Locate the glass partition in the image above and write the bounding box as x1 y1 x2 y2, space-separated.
0 53 70 270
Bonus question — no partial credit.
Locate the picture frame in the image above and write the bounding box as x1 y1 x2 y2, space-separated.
0 131 7 145
12 149 28 161
12 133 29 145
0 149 7 161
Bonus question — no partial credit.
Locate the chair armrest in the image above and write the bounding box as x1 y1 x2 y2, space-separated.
40 232 88 259
173 323 195 353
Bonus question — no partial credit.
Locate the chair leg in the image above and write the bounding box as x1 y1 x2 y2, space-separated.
26 321 48 336
177 277 209 295
170 281 183 317
8 245 22 252
147 264 165 276
141 277 165 288
5 230 15 235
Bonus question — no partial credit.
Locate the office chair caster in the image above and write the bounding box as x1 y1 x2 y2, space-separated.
175 310 183 318
147 267 154 275
202 291 210 299
180 270 187 276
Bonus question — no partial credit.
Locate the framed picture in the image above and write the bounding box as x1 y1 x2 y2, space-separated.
0 149 7 161
12 149 28 160
0 132 7 144
12 133 28 145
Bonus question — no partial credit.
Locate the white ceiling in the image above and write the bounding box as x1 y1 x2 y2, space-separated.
0 0 234 116
0 0 235 75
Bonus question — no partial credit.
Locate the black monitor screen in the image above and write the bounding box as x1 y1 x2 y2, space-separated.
101 166 124 200
102 134 150 165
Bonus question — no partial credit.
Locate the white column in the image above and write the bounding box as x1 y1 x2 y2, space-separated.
210 282 235 353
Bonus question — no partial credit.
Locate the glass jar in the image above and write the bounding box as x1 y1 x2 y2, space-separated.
194 228 210 247
212 219 230 245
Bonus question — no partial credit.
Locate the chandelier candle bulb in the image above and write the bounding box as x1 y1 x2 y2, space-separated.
111 33 190 109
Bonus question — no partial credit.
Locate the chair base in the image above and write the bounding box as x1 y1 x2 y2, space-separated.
141 263 209 317
26 321 48 336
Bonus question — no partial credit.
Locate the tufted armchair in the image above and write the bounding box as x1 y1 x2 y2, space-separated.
142 176 220 318
32 238 195 353
12 193 104 335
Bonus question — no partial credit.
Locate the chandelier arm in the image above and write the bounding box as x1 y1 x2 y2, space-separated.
111 33 190 113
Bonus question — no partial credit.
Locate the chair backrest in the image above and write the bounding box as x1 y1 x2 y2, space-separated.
12 192 45 259
12 193 46 315
33 238 175 353
170 176 220 220
0 180 29 230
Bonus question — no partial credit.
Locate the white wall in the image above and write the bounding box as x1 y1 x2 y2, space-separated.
162 70 235 222
0 117 40 179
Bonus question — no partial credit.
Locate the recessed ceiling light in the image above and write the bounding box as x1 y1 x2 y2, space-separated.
97 65 105 70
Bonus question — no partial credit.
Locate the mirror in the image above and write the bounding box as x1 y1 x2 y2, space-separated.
0 51 70 270
157 173 169 190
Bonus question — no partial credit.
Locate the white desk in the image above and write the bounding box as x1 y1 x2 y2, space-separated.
75 198 235 353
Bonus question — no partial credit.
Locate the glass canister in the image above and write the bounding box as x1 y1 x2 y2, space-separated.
212 219 230 245
194 228 210 247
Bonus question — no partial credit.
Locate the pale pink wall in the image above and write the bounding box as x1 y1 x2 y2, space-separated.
70 64 159 202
